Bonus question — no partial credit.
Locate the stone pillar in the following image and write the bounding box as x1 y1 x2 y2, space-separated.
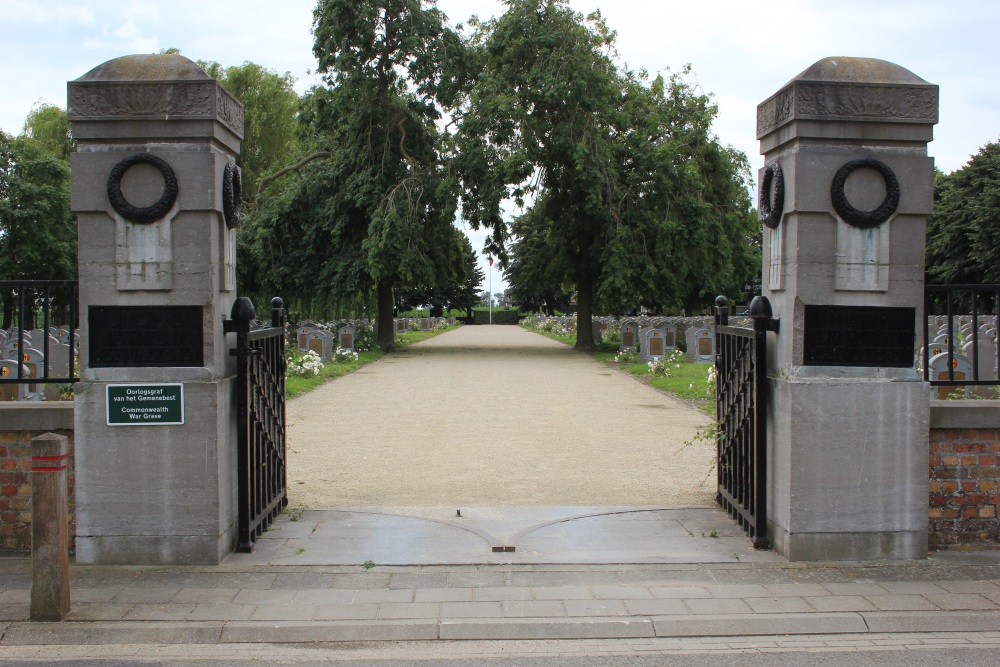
68 54 244 564
30 433 70 621
756 58 937 560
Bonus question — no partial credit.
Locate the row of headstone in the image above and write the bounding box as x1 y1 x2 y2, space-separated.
296 323 358 359
0 326 78 402
393 317 457 334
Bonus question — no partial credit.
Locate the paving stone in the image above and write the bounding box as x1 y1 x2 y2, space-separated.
123 604 198 621
65 604 133 621
744 597 813 614
804 595 877 612
388 572 451 589
564 599 627 617
764 583 830 597
864 595 940 611
501 600 566 618
0 604 28 621
508 571 623 588
353 589 414 604
439 618 654 640
325 573 392 590
623 599 688 616
653 613 868 637
313 603 379 620
446 571 508 588
67 588 120 603
474 587 532 602
185 604 256 621
922 594 999 611
171 588 239 604
112 588 180 603
532 587 593 601
878 582 948 595
862 611 1000 633
249 604 319 621
683 598 754 615
414 588 474 603
823 582 889 596
270 573 341 590
704 584 771 598
292 589 356 605
376 602 441 619
2 621 224 646
591 586 652 599
439 601 504 618
649 586 711 599
232 589 299 605
937 580 1000 595
220 620 438 642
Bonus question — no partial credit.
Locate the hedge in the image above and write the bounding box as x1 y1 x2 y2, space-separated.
472 308 523 325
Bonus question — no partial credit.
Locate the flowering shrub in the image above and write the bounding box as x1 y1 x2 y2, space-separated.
647 358 669 376
408 319 422 332
602 321 621 344
287 350 325 377
333 346 359 363
434 318 450 331
615 350 638 364
354 323 375 351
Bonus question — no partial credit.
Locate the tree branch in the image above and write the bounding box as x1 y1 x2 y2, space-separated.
254 151 333 206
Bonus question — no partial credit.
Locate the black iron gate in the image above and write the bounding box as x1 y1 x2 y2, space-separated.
714 295 777 549
225 297 287 553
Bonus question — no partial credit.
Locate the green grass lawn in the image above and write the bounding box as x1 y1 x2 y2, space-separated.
285 326 459 400
524 323 716 415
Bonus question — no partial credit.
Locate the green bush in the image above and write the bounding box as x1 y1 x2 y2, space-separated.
472 308 522 325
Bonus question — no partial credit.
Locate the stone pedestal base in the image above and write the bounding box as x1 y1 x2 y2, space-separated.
767 373 929 561
73 379 237 565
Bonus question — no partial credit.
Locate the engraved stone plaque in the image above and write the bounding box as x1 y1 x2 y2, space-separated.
803 305 915 367
89 306 203 367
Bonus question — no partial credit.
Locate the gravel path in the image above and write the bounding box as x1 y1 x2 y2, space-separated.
286 325 715 508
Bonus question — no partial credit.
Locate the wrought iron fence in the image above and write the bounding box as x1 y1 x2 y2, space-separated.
225 297 287 553
924 284 1000 388
714 296 777 549
0 280 79 393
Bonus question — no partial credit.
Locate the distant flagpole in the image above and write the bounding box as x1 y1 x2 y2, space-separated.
488 256 493 325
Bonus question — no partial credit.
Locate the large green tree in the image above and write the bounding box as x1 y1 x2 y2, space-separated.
22 103 75 161
198 60 301 203
457 1 758 347
926 141 1000 285
248 0 469 349
0 131 76 327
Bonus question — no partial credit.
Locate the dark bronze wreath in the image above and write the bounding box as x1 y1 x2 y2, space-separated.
758 161 784 229
223 161 243 229
106 153 178 224
830 157 900 229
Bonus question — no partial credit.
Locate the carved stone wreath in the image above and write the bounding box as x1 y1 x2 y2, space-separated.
758 161 784 229
223 161 243 229
830 157 900 229
106 153 178 224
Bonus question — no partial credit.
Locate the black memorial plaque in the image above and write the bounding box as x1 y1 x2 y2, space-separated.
89 306 204 367
803 305 915 368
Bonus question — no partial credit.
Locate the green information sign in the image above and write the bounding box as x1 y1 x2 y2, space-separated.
107 384 184 426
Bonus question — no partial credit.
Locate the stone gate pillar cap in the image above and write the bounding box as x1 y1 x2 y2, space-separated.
74 54 212 82
68 53 244 141
789 56 929 86
758 56 938 141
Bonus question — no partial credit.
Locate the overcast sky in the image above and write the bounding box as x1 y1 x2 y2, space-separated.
2 0 998 296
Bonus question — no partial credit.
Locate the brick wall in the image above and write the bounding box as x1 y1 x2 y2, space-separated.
0 404 75 556
929 404 1000 551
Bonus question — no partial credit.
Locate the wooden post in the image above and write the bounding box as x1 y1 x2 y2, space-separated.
30 433 70 621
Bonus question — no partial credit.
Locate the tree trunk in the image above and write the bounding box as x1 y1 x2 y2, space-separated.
574 275 596 350
1 288 12 331
429 303 443 318
376 279 395 351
